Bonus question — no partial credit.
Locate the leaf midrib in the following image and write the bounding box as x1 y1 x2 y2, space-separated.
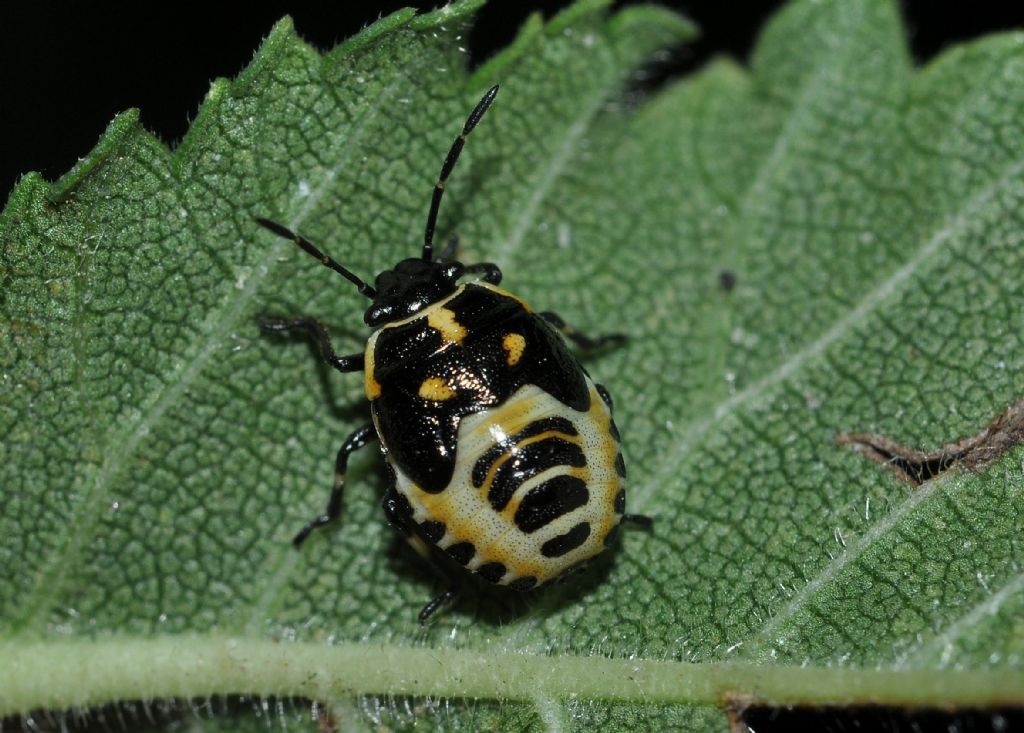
3 636 1022 716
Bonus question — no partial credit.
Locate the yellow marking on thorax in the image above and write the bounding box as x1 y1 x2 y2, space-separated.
363 347 382 400
427 307 467 345
418 376 456 401
502 332 526 366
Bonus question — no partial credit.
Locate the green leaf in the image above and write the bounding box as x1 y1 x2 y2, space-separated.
2 1 1023 731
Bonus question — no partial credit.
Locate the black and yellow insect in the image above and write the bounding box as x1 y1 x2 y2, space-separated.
258 86 650 622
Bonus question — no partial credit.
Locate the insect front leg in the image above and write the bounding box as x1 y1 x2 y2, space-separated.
462 262 502 285
437 234 460 263
539 311 625 351
260 317 364 373
293 425 377 546
440 233 502 284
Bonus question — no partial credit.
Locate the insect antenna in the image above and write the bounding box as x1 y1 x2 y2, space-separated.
256 218 377 299
422 84 499 262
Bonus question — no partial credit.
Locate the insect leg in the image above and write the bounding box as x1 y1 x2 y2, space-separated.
382 485 417 539
622 514 654 529
418 587 460 625
292 424 377 546
595 383 614 411
260 318 364 373
437 232 502 284
382 485 461 624
539 311 626 351
437 234 460 263
462 262 502 285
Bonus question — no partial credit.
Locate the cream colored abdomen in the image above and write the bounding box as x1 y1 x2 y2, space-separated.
391 378 623 586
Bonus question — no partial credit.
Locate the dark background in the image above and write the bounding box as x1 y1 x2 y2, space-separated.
1 1 1022 199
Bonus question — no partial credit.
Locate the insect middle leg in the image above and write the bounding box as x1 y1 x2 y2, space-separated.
260 317 364 373
293 425 377 546
539 311 625 351
463 261 502 285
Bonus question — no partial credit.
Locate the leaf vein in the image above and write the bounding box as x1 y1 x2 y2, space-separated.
492 84 609 264
632 153 1024 510
908 568 1024 668
13 82 403 634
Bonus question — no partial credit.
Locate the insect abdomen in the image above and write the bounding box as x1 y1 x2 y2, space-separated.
391 379 625 589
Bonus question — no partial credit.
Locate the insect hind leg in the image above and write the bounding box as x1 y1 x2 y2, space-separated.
382 485 462 624
419 586 460 624
622 514 653 529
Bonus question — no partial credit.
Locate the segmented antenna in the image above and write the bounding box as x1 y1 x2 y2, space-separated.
255 218 377 299
423 84 500 262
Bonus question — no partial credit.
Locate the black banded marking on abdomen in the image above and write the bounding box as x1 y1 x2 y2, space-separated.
541 522 591 558
445 541 475 565
513 474 589 533
471 416 578 488
508 576 537 591
476 561 507 583
418 519 446 544
488 437 586 511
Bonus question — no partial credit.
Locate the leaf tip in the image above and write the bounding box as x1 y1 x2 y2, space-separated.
1 172 48 232
266 14 296 40
47 109 144 204
608 4 698 45
410 0 487 31
547 0 616 36
467 12 545 89
330 7 419 58
174 79 232 167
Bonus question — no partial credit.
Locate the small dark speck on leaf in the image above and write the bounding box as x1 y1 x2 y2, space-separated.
718 270 737 292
